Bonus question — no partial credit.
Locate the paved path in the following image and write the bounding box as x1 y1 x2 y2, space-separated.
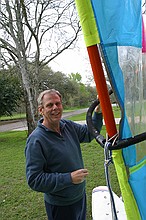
0 109 88 132
0 109 120 132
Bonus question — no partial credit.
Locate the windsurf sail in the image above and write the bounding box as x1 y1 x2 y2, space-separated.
75 0 146 219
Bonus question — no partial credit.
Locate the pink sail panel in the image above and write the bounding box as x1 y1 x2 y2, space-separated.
142 14 146 53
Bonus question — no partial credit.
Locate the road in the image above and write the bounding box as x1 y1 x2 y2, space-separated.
0 108 88 132
0 109 120 133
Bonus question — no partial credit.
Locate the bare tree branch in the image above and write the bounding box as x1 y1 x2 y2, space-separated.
0 0 80 134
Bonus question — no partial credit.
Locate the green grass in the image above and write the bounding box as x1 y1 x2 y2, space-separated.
0 110 74 121
0 106 121 122
0 113 26 121
67 112 86 121
0 131 47 220
0 128 120 220
67 106 121 121
112 105 121 118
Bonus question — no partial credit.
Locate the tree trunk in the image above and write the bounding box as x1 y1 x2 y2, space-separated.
24 90 38 135
20 62 38 135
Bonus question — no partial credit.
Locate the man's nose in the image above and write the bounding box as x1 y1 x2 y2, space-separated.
52 103 58 110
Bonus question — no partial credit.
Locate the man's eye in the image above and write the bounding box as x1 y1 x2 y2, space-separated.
46 102 61 108
47 103 53 108
56 102 61 106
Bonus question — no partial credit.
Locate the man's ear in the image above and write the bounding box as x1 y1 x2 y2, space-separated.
38 106 43 116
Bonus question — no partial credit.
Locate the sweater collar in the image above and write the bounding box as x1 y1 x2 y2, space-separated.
38 118 66 132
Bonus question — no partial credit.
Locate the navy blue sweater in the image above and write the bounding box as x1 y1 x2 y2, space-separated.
25 113 102 206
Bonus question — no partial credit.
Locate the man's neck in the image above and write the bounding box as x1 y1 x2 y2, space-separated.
42 120 60 133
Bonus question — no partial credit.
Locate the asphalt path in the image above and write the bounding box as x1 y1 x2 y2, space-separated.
0 108 88 132
0 108 120 132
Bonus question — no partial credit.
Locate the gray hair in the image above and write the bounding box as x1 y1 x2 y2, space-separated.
37 89 62 107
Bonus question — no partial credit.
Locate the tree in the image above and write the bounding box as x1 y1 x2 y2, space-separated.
69 72 97 107
37 66 79 107
0 0 80 134
69 72 82 83
0 70 22 117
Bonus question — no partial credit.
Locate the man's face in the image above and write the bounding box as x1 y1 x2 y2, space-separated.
39 93 63 125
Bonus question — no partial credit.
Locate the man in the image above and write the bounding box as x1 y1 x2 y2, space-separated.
25 89 103 220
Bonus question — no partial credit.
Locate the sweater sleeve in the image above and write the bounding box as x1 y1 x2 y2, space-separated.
92 112 103 133
25 137 73 193
68 112 103 143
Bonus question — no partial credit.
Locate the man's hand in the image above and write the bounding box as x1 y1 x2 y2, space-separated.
71 169 89 184
95 95 102 113
95 104 101 113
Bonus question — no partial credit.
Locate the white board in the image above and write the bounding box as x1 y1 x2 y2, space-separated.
92 186 127 220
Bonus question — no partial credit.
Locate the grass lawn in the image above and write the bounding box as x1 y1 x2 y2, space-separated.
0 131 47 220
66 106 121 121
0 106 121 122
0 127 121 220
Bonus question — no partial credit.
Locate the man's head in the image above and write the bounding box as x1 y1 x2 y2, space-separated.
37 89 62 108
38 89 63 126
